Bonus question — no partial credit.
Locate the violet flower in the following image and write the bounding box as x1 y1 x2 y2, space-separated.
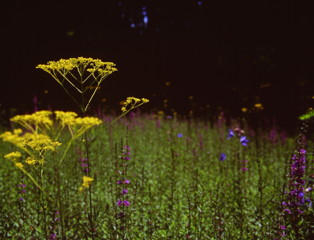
219 153 226 161
117 200 130 207
227 129 234 139
240 136 249 146
121 189 128 195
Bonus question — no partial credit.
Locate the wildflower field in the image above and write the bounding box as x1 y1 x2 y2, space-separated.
0 57 313 239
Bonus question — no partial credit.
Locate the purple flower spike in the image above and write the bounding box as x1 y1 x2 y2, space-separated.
121 189 128 195
227 129 234 139
219 153 227 161
117 199 130 206
124 179 130 184
117 200 123 206
283 208 291 214
279 225 286 230
240 136 249 146
50 233 57 240
124 145 131 151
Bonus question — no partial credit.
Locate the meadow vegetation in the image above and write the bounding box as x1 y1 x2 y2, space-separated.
0 57 313 239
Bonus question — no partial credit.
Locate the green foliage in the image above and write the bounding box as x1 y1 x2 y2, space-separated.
299 109 314 121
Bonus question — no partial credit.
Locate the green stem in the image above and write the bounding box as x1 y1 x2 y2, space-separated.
57 70 82 94
84 83 101 112
58 138 75 167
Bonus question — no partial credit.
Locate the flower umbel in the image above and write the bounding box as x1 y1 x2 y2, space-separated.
36 57 118 112
121 97 149 113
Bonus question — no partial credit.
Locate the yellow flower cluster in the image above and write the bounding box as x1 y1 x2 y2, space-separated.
0 129 24 144
55 111 78 127
79 176 94 192
15 162 24 169
5 152 40 167
0 130 61 154
121 97 149 112
4 152 23 169
69 116 102 138
25 157 37 165
36 57 117 81
23 133 62 152
4 151 22 161
11 111 53 132
7 110 102 139
37 57 118 112
72 117 102 127
54 112 102 138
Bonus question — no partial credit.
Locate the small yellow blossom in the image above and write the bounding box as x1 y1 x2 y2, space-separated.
79 176 94 191
157 110 164 116
241 107 248 113
254 103 264 110
73 117 102 126
4 151 22 161
55 111 78 127
15 162 24 169
25 157 37 165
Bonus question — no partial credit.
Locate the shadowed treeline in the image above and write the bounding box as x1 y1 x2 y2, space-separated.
1 0 313 131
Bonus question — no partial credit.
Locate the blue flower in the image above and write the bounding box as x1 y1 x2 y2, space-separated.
177 133 183 138
227 129 234 139
240 136 249 146
219 153 227 161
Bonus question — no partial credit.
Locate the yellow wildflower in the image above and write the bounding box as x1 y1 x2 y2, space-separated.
79 176 94 191
37 58 118 112
15 162 24 169
241 107 248 113
121 97 149 112
36 57 117 84
55 111 78 127
254 103 264 110
11 111 53 132
25 157 37 165
21 133 62 152
1 129 61 156
4 152 22 162
67 116 102 138
73 117 102 127
0 129 25 145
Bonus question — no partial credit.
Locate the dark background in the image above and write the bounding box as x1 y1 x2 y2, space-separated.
1 0 314 130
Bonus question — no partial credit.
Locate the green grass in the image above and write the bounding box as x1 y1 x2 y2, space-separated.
0 112 313 239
